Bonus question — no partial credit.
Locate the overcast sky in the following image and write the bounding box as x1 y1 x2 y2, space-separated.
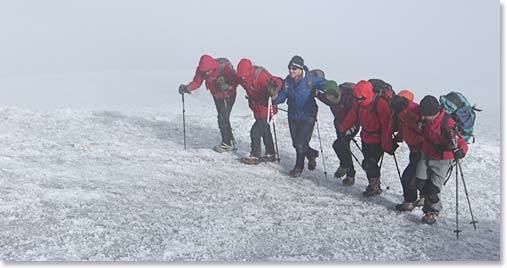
0 0 500 114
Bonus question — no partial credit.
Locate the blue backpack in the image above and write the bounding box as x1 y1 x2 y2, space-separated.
439 92 481 143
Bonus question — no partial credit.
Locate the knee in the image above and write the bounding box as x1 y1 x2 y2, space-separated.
362 158 377 171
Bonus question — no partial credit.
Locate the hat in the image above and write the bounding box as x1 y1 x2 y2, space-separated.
288 55 304 69
198 54 217 72
420 95 441 116
323 80 341 103
390 95 409 114
237 58 254 78
398 89 414 102
353 80 374 105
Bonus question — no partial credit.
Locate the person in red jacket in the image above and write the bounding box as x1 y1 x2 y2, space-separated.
236 58 282 164
416 95 468 224
390 90 425 211
179 55 239 153
339 80 396 197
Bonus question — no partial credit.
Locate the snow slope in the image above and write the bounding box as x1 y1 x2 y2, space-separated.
0 85 500 261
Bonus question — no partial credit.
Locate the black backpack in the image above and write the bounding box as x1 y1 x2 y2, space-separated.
368 79 396 113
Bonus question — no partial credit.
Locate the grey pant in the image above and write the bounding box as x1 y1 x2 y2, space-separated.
250 118 275 157
213 94 236 146
415 153 453 213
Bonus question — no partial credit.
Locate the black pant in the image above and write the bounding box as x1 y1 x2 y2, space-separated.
361 142 383 179
250 118 275 157
401 151 421 202
289 118 318 168
332 137 356 177
213 94 236 146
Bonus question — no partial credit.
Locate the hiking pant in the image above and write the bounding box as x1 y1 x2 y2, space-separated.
401 151 422 203
361 142 383 179
332 137 356 177
415 152 453 213
250 118 275 157
213 94 236 146
289 118 319 169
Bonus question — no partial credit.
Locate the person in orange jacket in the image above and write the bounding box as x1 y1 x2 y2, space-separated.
416 95 468 224
236 58 282 164
339 80 396 197
179 55 239 153
390 90 425 211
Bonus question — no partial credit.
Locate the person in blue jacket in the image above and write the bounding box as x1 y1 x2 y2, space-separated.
267 55 327 177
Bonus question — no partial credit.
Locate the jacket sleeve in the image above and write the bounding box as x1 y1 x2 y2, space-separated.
316 92 332 106
188 68 204 91
339 101 358 133
377 98 394 152
272 79 288 105
311 76 328 92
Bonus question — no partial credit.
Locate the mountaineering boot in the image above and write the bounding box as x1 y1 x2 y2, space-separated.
307 154 318 171
334 166 350 179
213 142 234 153
260 153 276 163
342 175 355 186
395 201 416 212
289 167 304 178
421 211 438 225
240 156 260 165
362 177 382 197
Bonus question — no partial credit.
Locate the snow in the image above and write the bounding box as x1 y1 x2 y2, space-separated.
0 74 501 262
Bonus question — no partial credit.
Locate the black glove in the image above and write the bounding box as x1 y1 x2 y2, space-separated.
266 78 279 97
344 125 359 139
216 76 231 92
453 148 465 160
179 84 192 95
386 143 399 155
390 95 409 114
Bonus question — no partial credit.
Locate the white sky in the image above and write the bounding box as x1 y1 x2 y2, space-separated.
0 0 500 114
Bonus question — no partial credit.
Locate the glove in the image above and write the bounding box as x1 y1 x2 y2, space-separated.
266 78 279 97
179 84 192 95
453 148 465 160
217 76 231 92
390 95 409 114
386 143 399 155
344 125 359 139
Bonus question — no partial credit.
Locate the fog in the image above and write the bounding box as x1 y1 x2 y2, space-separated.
0 0 499 117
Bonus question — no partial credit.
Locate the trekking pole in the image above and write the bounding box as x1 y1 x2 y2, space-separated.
267 97 281 163
351 138 362 152
339 138 363 169
182 93 187 150
457 160 478 230
315 119 328 179
379 153 384 170
272 122 280 163
393 153 402 181
454 159 462 239
443 162 456 186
